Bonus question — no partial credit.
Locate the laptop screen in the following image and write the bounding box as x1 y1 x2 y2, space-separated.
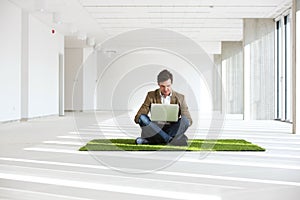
150 104 179 122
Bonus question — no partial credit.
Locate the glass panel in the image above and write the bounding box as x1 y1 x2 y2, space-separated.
276 20 283 120
274 13 292 122
285 14 292 122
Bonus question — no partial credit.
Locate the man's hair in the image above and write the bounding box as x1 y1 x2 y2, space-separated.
157 69 173 83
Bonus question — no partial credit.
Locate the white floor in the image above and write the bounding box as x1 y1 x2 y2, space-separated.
0 111 299 200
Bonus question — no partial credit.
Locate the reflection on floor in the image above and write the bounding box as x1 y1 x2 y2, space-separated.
0 111 299 200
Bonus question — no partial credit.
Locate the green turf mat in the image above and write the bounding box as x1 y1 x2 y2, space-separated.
79 139 265 151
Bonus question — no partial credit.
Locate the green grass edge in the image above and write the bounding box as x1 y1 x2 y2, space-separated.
78 139 265 152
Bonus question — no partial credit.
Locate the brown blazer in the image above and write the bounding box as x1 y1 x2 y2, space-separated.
134 89 193 125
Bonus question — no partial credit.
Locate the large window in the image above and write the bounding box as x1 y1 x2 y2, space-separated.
275 13 292 122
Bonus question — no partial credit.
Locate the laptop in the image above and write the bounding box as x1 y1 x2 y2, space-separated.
150 104 179 122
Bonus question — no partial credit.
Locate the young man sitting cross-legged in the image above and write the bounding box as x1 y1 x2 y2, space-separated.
134 69 192 146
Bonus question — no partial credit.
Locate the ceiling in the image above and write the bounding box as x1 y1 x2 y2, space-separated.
10 0 292 54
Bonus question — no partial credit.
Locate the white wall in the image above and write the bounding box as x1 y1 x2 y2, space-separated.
64 48 83 111
66 47 215 114
28 16 64 118
221 42 244 115
64 47 98 111
83 48 97 110
244 19 275 120
213 55 222 112
295 0 300 133
0 0 64 122
64 44 218 118
0 0 22 121
96 50 214 113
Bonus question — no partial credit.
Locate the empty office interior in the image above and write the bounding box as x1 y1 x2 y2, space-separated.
1 0 299 126
1 0 300 200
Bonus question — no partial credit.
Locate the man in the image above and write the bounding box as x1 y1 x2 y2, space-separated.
134 69 192 146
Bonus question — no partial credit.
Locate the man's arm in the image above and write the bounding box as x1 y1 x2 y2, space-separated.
134 92 152 124
179 95 193 126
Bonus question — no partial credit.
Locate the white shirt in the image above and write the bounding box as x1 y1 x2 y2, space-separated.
160 92 172 104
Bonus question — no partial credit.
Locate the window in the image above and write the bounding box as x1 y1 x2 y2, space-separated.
275 13 292 122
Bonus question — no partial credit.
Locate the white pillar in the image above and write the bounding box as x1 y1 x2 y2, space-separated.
243 19 275 120
243 44 251 120
221 59 227 115
59 53 64 116
21 10 29 121
293 0 300 133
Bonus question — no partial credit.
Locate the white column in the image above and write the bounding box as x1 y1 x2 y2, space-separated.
64 48 83 111
243 19 275 120
221 59 227 115
83 48 97 111
21 10 29 121
59 53 64 116
213 55 222 112
243 44 251 120
293 0 300 133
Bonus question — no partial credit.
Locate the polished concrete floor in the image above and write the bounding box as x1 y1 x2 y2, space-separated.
0 111 299 200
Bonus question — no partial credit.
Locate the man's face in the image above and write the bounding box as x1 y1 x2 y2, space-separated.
158 78 172 97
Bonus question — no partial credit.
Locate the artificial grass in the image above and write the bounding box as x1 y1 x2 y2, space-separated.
79 139 265 151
